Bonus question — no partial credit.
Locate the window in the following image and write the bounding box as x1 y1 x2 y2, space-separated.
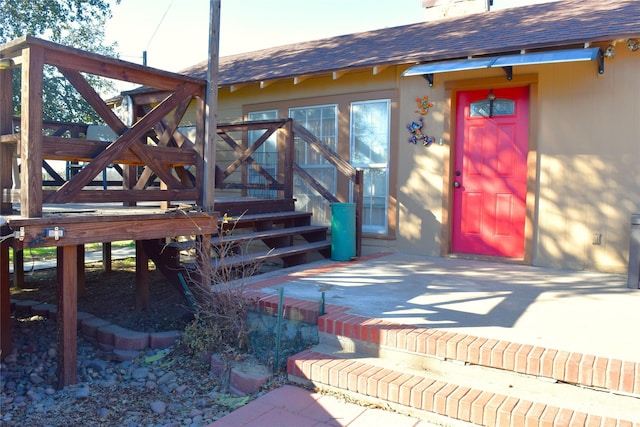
247 110 279 198
470 98 515 117
289 105 338 225
350 100 390 234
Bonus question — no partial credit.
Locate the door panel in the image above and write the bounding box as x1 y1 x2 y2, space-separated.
452 87 529 258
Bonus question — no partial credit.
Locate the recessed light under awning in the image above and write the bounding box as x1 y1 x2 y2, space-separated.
402 47 604 87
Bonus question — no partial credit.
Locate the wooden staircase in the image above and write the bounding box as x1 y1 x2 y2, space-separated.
142 198 331 293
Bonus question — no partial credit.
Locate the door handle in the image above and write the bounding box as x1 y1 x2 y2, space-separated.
454 182 461 188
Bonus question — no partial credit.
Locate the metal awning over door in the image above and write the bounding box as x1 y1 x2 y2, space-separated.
402 47 604 86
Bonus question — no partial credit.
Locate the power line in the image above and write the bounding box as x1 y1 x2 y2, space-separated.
145 0 175 51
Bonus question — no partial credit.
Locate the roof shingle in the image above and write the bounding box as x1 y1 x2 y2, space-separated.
181 0 640 86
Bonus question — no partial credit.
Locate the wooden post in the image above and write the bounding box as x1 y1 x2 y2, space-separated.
0 238 11 359
354 169 364 257
57 245 77 388
20 45 45 217
102 242 112 272
13 249 24 288
196 233 212 288
77 245 85 297
135 240 149 310
203 0 221 212
0 66 13 215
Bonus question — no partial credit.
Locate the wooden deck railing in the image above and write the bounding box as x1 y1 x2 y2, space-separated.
215 119 363 256
0 36 208 217
0 36 362 254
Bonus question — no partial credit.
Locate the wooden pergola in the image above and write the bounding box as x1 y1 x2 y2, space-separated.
0 36 219 387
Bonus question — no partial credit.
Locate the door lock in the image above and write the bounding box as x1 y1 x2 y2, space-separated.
454 182 461 188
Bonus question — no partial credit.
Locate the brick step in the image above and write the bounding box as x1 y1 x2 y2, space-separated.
287 348 640 426
317 312 640 397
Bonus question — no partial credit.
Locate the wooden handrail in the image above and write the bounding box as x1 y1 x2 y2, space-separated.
214 119 363 256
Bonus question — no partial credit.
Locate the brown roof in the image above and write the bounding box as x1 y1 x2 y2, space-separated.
182 0 639 87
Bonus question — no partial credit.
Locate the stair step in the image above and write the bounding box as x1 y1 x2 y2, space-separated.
214 198 296 216
171 225 327 251
288 348 640 426
317 312 640 398
220 211 313 228
183 241 331 270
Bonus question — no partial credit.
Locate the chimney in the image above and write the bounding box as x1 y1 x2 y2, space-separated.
422 0 490 20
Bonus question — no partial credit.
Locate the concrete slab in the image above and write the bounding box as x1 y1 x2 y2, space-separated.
246 253 640 362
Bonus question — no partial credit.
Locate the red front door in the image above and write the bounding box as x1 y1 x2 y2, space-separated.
452 87 529 258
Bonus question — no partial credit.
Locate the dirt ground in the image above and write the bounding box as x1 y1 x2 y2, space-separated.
10 258 194 333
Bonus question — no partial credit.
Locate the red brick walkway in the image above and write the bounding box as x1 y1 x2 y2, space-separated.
207 384 433 426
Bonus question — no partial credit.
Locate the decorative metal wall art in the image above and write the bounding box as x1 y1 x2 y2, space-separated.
407 96 435 147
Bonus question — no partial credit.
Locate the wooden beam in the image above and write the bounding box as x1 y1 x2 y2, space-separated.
20 45 45 217
293 75 311 85
0 237 11 359
77 245 85 297
373 65 389 75
195 92 206 206
0 67 13 214
41 188 200 204
102 242 112 272
13 249 24 288
293 163 339 203
9 212 218 250
203 0 221 212
41 136 197 165
229 83 247 93
135 97 194 189
135 240 149 310
23 36 207 91
56 245 78 388
44 83 198 204
291 122 358 180
59 68 128 135
332 71 347 80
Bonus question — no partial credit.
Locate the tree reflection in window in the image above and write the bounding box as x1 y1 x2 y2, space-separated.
470 98 515 117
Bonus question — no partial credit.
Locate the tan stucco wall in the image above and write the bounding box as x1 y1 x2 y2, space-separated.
213 42 640 273
532 46 640 273
398 44 640 273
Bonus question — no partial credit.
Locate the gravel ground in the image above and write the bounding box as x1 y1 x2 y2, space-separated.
2 260 285 427
0 312 283 427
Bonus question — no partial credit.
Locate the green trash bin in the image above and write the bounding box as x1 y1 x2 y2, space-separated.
331 202 356 261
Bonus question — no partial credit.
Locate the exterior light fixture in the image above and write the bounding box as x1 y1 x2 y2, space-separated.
487 89 496 117
628 39 640 52
0 58 14 70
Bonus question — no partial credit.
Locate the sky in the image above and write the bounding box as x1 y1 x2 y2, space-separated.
104 0 554 73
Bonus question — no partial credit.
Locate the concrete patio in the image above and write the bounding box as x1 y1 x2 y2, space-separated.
247 252 640 363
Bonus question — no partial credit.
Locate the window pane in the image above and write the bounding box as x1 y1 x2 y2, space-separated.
290 105 338 225
351 102 390 164
470 98 515 117
350 100 390 234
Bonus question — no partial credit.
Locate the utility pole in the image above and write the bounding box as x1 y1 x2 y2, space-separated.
203 0 220 212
